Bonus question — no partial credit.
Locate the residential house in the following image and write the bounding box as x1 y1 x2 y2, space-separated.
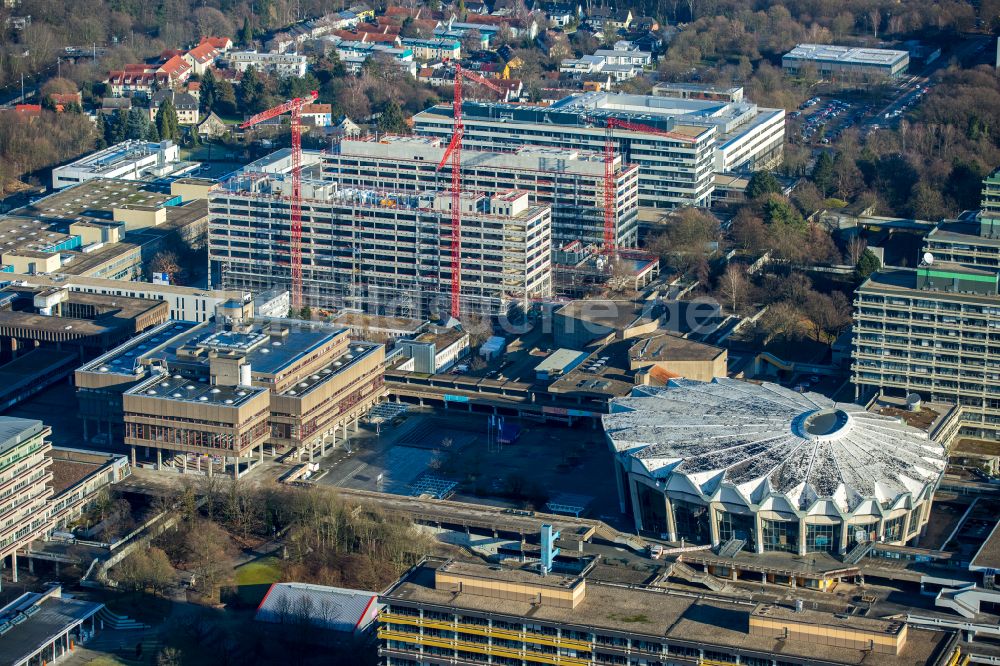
560 41 650 81
400 37 460 60
48 92 82 112
148 89 200 125
301 103 333 127
349 4 375 21
198 112 229 138
465 0 491 14
158 55 193 83
202 36 234 52
332 116 362 138
100 97 132 115
183 41 219 76
631 16 659 32
464 13 539 40
536 29 571 58
435 20 496 49
227 51 309 77
105 65 170 98
535 2 581 27
587 6 631 30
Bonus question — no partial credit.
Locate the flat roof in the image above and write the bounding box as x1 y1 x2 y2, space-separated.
48 449 123 495
333 311 426 332
0 594 103 665
0 417 45 456
151 322 346 377
279 341 381 397
970 519 1000 571
629 332 724 362
126 373 267 407
784 44 909 66
383 561 953 665
860 267 1000 305
79 320 202 376
535 348 589 373
556 299 656 330
926 221 1000 249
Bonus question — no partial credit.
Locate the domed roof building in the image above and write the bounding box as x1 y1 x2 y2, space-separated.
603 379 947 556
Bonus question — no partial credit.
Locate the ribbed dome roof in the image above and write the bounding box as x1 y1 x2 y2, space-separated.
603 379 947 512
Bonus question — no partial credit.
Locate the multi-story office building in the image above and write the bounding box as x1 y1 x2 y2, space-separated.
78 317 385 476
379 558 964 666
321 135 639 249
226 50 309 77
782 44 909 80
412 90 785 207
208 175 552 317
854 169 1000 439
0 418 53 577
852 262 1000 440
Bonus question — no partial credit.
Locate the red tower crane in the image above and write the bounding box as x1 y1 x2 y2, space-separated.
437 64 507 319
240 90 319 311
600 117 696 255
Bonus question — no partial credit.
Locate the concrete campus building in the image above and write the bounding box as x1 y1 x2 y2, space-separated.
0 419 53 581
852 169 1000 440
321 135 640 250
0 177 211 282
76 316 386 476
51 140 191 190
378 558 965 666
208 174 552 317
603 379 946 559
412 90 785 208
782 44 910 81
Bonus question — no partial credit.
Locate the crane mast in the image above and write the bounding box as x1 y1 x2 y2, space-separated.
437 64 506 319
240 90 319 310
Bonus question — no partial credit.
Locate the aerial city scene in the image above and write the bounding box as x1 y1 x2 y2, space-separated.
1 0 1000 664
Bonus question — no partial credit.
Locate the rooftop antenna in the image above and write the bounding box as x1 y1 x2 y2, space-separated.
922 251 934 265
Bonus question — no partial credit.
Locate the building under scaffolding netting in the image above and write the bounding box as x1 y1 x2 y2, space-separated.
603 378 947 556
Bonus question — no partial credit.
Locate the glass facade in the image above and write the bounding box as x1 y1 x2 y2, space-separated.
761 518 799 553
671 498 710 544
806 523 841 553
883 514 907 542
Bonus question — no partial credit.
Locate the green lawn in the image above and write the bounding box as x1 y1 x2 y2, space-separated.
233 556 283 607
234 556 282 586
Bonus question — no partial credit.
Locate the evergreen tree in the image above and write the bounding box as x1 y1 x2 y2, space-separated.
215 79 238 116
855 248 882 281
124 108 149 141
201 69 217 113
811 151 835 198
110 110 129 143
146 121 160 142
745 170 781 200
240 17 254 47
239 65 265 114
189 126 201 147
156 97 180 141
377 100 408 134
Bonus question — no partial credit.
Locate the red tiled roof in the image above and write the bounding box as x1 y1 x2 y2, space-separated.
187 81 202 90
158 55 192 77
302 103 332 114
355 30 400 43
201 36 233 49
418 67 435 77
14 104 42 116
50 92 82 105
186 42 218 64
160 49 185 60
